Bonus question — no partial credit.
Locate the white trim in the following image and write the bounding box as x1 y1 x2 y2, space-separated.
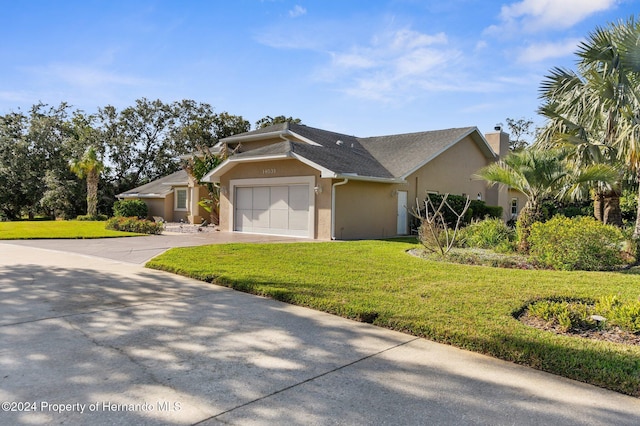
290 152 337 178
229 176 316 239
286 130 322 146
174 187 188 211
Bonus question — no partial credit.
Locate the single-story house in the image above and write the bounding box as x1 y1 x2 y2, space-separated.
116 169 209 223
119 123 526 239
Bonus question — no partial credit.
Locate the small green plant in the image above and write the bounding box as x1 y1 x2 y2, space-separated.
528 216 627 271
105 217 163 234
460 218 515 251
112 199 148 218
526 298 597 332
527 295 640 333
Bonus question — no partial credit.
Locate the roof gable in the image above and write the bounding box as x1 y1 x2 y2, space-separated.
206 123 495 183
358 127 495 179
117 169 189 198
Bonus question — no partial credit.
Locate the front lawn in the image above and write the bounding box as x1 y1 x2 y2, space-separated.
0 220 144 239
146 239 640 397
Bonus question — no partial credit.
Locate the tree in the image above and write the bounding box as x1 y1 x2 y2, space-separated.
0 111 30 219
543 17 640 237
70 146 104 217
0 103 74 219
505 117 534 151
475 148 617 251
255 115 302 129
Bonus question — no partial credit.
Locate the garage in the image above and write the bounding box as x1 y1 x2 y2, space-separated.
234 183 311 237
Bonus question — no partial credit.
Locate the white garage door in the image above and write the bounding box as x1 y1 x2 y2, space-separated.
234 184 310 237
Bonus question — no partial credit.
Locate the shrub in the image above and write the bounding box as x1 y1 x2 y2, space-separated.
469 200 503 221
421 194 502 227
112 199 148 218
460 218 515 251
76 214 108 221
105 217 163 234
528 216 626 271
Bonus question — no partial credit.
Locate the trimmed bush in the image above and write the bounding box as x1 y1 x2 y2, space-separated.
112 199 148 218
469 200 503 221
76 214 108 221
528 216 626 271
422 194 502 227
105 217 163 234
461 218 515 252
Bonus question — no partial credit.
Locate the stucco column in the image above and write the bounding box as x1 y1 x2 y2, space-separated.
188 185 202 224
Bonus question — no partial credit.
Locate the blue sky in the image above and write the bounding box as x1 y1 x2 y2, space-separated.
0 1 638 139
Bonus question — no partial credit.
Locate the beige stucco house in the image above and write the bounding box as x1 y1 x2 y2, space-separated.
118 122 525 238
200 123 523 240
116 169 209 224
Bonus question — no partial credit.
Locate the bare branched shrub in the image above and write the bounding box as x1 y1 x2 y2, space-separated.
412 193 471 256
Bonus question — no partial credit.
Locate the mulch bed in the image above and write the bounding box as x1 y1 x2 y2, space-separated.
519 312 640 346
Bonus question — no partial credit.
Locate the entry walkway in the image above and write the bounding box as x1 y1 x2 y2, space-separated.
1 243 639 425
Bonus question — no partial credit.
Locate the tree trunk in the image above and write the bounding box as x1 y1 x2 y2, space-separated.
593 192 604 222
634 171 640 239
603 190 623 227
86 171 99 218
516 200 541 253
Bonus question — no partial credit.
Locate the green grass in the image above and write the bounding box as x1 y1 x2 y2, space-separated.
146 239 640 397
0 220 144 239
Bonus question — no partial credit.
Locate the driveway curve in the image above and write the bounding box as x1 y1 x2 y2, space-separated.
1 241 640 425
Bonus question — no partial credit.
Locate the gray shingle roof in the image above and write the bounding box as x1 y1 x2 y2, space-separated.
117 169 189 198
358 127 479 177
214 123 494 182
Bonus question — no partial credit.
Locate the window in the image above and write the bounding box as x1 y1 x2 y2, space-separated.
175 188 188 211
511 198 518 217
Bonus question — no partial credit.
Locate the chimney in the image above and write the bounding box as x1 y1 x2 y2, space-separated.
485 126 509 159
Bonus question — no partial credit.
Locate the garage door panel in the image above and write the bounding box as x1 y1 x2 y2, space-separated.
289 185 309 210
236 187 253 210
270 186 289 210
235 209 252 231
252 209 270 227
270 209 288 229
252 187 270 210
288 210 308 230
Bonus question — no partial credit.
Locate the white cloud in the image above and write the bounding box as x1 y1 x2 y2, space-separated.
488 0 618 34
517 38 583 63
289 5 307 18
320 28 469 101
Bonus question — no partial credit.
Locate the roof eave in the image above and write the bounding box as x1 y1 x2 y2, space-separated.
335 174 406 184
201 154 291 183
117 193 168 199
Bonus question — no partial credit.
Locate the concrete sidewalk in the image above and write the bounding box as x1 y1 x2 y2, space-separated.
1 243 639 425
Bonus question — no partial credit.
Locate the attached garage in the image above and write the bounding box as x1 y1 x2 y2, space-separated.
230 177 315 238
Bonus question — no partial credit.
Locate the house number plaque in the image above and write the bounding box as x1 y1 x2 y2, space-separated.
262 168 277 175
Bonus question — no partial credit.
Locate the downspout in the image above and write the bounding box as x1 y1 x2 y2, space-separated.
331 178 349 240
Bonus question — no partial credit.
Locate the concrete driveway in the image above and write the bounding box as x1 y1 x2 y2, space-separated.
5 231 314 264
1 240 640 425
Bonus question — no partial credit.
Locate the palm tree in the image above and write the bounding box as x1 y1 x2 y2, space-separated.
474 149 617 252
537 66 626 226
70 146 104 218
565 17 640 236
